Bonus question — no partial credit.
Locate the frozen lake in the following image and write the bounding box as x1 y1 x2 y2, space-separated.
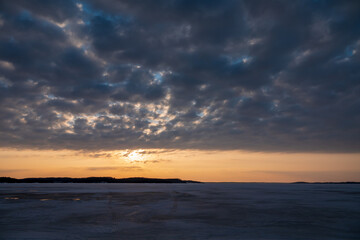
0 183 359 239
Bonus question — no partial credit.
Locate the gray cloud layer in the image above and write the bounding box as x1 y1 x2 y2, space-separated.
0 0 359 152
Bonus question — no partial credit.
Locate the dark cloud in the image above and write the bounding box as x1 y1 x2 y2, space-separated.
0 0 359 152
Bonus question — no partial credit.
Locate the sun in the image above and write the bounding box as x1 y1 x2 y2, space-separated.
127 150 145 162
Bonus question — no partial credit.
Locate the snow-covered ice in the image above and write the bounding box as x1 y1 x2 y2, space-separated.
0 183 359 239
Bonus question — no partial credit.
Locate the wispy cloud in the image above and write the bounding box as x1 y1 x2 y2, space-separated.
0 169 28 174
87 166 142 171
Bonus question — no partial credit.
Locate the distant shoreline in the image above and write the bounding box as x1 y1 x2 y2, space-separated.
0 177 201 184
291 181 360 184
1 177 359 184
205 181 360 184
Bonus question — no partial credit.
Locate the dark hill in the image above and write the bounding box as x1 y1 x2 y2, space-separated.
0 177 200 184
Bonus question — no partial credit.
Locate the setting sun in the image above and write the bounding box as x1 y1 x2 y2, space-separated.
126 150 145 162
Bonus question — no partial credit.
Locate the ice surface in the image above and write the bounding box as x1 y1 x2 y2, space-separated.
0 183 359 239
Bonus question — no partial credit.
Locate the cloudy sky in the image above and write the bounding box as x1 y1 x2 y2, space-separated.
0 0 359 181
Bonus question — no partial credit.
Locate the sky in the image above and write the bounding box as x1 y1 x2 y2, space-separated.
0 0 359 182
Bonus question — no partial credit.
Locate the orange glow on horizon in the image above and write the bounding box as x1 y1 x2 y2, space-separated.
0 148 359 182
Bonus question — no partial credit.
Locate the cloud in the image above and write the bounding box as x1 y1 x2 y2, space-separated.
0 169 28 174
86 152 113 158
143 159 171 164
0 0 359 152
87 166 142 171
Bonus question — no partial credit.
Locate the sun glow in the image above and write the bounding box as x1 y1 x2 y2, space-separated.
127 150 145 162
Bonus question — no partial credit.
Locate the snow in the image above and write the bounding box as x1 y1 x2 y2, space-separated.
0 183 359 239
